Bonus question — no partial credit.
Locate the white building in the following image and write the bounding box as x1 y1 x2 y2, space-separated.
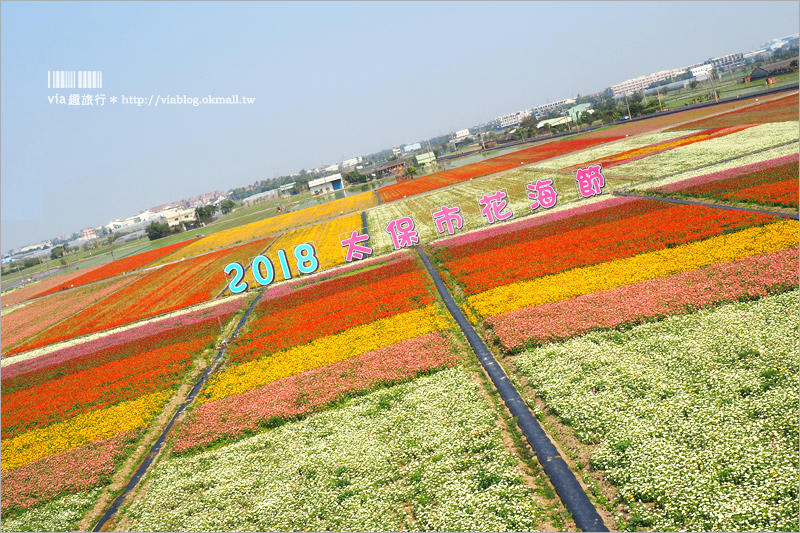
309 173 344 195
498 109 532 128
164 208 196 228
324 164 339 173
689 64 714 77
609 68 686 96
392 147 402 157
341 156 363 169
531 99 576 119
453 129 471 140
404 143 422 153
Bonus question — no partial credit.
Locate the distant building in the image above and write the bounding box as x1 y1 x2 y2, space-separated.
537 116 573 129
309 174 343 195
242 189 279 206
708 53 744 70
373 159 407 179
453 129 471 140
392 147 402 157
341 156 363 169
564 103 592 122
498 109 532 128
280 182 299 196
416 151 437 168
689 64 713 77
404 143 422 153
745 59 797 82
530 98 576 118
83 228 97 241
609 69 685 96
164 208 196 228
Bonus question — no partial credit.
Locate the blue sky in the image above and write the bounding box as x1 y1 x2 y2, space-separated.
2 1 798 251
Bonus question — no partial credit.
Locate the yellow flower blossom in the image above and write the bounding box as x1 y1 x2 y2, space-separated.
2 390 169 472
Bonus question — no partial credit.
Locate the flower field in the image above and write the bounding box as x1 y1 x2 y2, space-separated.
376 135 625 202
562 125 753 170
637 142 799 191
515 292 799 531
576 93 776 139
200 255 450 403
153 192 377 264
486 246 798 352
651 155 799 208
609 121 799 179
531 130 699 170
434 197 783 299
31 238 199 299
1 308 234 525
3 92 798 532
125 369 550 532
1 275 141 355
7 237 271 355
670 92 800 130
366 169 637 255
1 264 106 308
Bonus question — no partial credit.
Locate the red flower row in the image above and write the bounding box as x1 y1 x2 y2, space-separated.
32 238 199 300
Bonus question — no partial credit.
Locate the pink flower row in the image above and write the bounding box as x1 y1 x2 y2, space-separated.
2 298 244 381
431 196 635 249
1 429 140 511
170 331 460 453
653 154 798 193
486 246 799 352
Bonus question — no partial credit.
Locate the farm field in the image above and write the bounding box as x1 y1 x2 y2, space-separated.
1 302 242 531
648 154 799 209
2 92 798 532
376 135 626 203
5 237 272 356
366 168 639 255
669 92 799 130
152 192 377 264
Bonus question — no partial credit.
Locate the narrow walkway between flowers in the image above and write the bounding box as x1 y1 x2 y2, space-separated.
91 289 267 532
416 247 609 533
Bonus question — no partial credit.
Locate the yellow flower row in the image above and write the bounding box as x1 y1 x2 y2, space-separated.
268 212 362 272
468 220 799 319
2 390 170 472
202 305 451 403
154 192 377 265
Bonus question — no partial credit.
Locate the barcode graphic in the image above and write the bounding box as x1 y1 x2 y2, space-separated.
48 71 102 89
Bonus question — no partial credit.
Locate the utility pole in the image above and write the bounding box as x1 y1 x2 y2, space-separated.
624 93 632 118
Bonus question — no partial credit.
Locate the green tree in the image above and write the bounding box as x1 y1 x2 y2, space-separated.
404 166 418 179
790 59 798 72
343 171 367 185
194 206 214 226
690 80 699 90
50 246 64 260
220 199 236 214
145 221 171 241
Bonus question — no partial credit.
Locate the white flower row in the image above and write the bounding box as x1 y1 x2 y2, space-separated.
121 368 546 532
0 487 102 532
516 291 799 532
634 142 800 191
610 121 799 179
